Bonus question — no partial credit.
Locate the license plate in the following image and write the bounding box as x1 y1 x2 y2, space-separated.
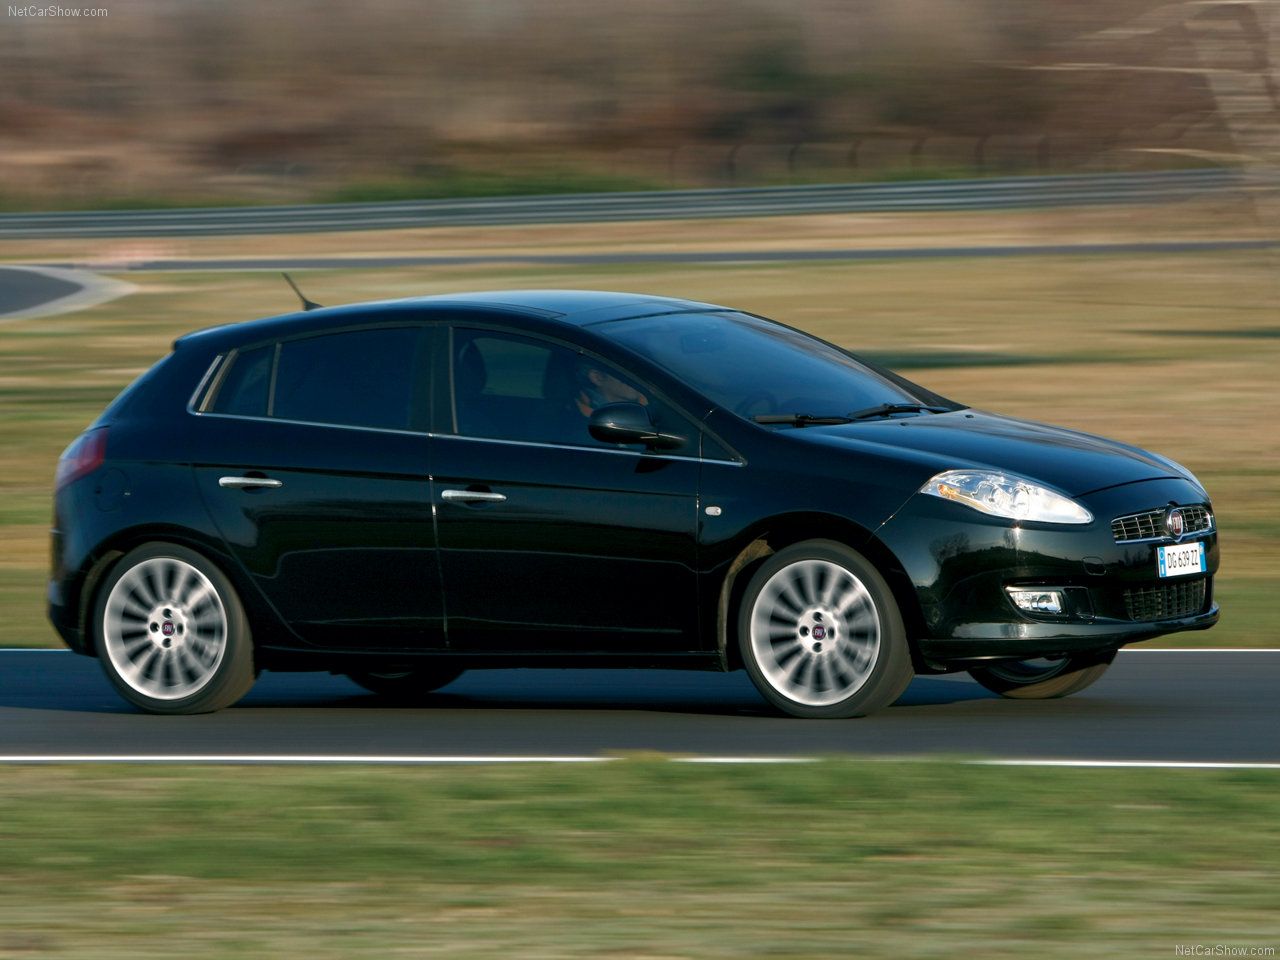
1157 541 1205 578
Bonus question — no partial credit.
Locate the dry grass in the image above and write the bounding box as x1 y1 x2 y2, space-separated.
1 205 1276 647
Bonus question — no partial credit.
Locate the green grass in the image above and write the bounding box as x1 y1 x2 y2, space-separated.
0 760 1276 958
1 249 1276 648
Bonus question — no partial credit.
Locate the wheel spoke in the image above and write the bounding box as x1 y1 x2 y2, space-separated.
836 637 872 674
772 638 803 666
817 569 847 608
786 652 813 689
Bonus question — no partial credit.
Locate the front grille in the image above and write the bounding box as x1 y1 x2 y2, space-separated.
1123 579 1208 621
1112 504 1213 543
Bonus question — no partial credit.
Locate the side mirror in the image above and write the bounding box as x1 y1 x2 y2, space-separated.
589 403 685 451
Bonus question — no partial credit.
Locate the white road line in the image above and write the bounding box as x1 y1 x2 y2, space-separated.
1 755 1278 770
974 760 1280 770
0 755 617 764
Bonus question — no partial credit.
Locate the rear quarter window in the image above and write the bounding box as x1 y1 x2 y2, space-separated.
210 345 273 417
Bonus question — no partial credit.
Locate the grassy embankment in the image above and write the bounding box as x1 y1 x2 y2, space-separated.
0 760 1277 958
1 205 1275 648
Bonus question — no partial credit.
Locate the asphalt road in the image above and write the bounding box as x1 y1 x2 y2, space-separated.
1 650 1273 764
0 169 1248 238
0 265 81 314
0 265 136 320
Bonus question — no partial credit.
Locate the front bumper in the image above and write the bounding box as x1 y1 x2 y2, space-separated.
915 599 1218 664
879 476 1220 668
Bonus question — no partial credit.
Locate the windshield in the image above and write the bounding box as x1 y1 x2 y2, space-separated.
602 311 954 423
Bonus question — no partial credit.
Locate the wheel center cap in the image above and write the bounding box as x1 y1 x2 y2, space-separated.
162 621 176 637
812 625 827 640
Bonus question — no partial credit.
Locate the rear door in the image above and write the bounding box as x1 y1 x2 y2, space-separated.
433 325 703 654
191 322 446 650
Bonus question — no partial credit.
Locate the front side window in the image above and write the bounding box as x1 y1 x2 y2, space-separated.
208 326 423 430
450 329 675 448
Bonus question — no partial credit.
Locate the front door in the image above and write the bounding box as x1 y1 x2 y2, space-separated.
433 327 701 654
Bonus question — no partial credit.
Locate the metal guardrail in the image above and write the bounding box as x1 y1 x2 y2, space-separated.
0 168 1253 239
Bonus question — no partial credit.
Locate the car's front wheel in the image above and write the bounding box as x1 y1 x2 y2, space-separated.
968 653 1115 699
738 540 914 718
94 543 256 714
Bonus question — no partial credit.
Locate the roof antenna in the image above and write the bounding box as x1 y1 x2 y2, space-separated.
282 272 322 311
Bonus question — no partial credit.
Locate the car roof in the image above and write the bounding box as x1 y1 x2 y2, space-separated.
175 290 731 352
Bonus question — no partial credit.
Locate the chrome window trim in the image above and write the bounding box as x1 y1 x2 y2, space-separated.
184 409 741 463
188 355 225 413
434 429 743 466
186 409 431 440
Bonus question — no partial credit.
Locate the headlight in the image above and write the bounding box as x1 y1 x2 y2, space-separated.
920 470 1093 524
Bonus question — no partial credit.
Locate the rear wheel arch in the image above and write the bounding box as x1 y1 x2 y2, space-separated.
78 528 263 659
92 540 257 713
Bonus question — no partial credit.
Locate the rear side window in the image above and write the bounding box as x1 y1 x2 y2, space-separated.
211 345 273 417
208 327 424 430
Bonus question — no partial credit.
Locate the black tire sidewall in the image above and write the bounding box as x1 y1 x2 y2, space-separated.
93 542 255 714
737 539 913 718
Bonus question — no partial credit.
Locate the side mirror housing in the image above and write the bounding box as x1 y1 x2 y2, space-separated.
589 403 685 451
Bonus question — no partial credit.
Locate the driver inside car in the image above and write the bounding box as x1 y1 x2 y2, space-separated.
573 362 648 418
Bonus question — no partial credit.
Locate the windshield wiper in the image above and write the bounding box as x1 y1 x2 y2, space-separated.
845 403 952 421
751 413 854 427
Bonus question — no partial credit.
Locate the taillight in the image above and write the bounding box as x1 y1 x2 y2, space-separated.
54 427 108 491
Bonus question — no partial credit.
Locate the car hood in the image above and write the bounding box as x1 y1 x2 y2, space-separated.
805 410 1190 497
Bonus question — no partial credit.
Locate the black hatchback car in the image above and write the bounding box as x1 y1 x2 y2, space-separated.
49 290 1219 716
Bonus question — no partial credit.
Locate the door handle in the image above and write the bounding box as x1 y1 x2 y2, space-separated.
441 489 507 504
219 476 284 490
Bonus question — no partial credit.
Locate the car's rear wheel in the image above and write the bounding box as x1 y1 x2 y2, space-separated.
968 653 1115 699
738 540 913 718
346 667 464 701
95 543 256 714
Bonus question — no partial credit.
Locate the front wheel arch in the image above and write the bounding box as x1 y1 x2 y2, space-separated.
716 520 922 673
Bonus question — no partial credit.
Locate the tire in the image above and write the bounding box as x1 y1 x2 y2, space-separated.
346 667 464 702
94 543 256 714
737 540 914 718
968 653 1115 700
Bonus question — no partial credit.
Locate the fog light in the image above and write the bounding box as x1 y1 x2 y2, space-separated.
1007 588 1066 616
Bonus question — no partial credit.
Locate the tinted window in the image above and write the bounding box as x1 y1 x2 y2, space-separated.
271 327 422 430
603 312 946 421
210 345 273 417
451 329 679 448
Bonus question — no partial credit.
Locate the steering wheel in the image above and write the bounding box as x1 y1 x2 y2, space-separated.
734 390 777 418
